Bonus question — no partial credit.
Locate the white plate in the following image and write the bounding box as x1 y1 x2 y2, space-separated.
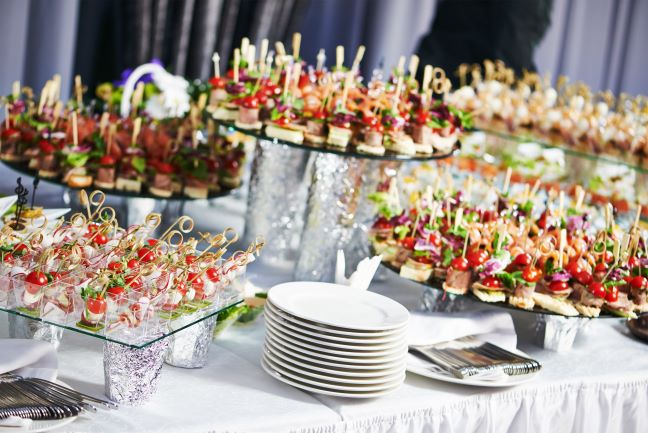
266 337 407 370
265 301 406 344
406 351 541 388
261 357 402 398
262 354 405 392
266 299 406 337
268 282 409 331
265 331 406 365
264 344 405 379
0 381 78 433
265 319 407 357
265 309 406 350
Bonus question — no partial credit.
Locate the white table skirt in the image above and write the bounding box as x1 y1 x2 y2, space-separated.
2 265 647 433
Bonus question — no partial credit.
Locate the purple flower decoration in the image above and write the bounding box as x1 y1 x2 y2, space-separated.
114 58 164 87
226 82 246 95
549 271 572 282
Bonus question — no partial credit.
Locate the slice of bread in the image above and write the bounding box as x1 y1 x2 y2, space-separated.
574 304 601 318
532 292 579 316
508 295 535 310
471 286 506 303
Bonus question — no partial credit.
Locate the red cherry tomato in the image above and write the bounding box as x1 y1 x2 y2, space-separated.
548 281 569 293
13 243 29 256
241 95 259 109
522 266 542 283
157 162 175 174
605 286 619 303
372 218 392 230
450 256 469 272
38 140 56 154
99 155 116 166
627 257 640 269
565 261 583 277
127 259 139 270
206 268 220 283
49 272 62 281
588 282 606 299
108 261 123 272
187 272 204 292
125 276 143 291
630 276 647 290
401 237 416 250
2 253 14 265
138 247 156 263
594 262 607 273
467 249 489 267
185 255 197 265
86 296 106 315
574 271 593 285
481 276 502 288
513 253 532 267
603 251 614 264
107 286 125 299
93 233 108 246
274 117 290 127
25 271 48 293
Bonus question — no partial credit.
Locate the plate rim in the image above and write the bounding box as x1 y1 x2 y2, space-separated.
265 331 407 365
261 357 403 398
266 299 407 337
262 354 406 392
268 282 410 331
265 319 408 357
264 308 406 350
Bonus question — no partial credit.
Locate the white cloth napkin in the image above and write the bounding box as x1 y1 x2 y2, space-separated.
334 250 382 291
0 338 58 381
407 310 517 351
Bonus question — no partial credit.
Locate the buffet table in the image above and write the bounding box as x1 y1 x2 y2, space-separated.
2 262 645 433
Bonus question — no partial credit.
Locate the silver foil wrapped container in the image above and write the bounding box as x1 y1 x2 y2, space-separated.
8 315 63 349
164 315 217 369
104 339 169 405
534 314 590 351
243 139 311 262
294 153 366 281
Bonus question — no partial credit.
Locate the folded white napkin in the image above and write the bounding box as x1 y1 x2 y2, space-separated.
407 310 517 351
334 250 382 291
0 339 58 381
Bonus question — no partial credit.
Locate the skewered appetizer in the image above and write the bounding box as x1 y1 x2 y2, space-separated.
369 172 646 318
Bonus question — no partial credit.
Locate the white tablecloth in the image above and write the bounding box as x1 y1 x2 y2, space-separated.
2 262 647 433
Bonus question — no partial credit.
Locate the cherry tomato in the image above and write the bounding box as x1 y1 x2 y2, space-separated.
175 280 188 296
565 261 583 277
187 272 204 292
274 117 290 127
241 95 259 109
86 296 106 315
627 257 640 269
467 249 489 267
522 266 542 283
450 257 469 272
38 140 56 154
185 255 197 265
513 253 532 267
125 276 143 291
588 282 606 299
25 271 48 293
414 255 434 265
605 286 619 303
2 253 14 265
481 276 502 288
594 262 607 273
138 247 156 263
401 237 416 250
206 268 220 283
13 243 29 256
630 276 647 290
603 251 614 264
93 233 108 246
107 286 125 299
574 271 593 285
49 272 62 281
372 217 392 230
127 259 139 270
108 261 123 272
548 281 569 293
99 155 116 166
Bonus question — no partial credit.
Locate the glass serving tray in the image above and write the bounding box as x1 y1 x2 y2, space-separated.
0 262 243 348
1 160 237 201
219 121 460 162
380 260 618 319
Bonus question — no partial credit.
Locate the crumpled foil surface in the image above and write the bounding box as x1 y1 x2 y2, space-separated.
294 153 367 281
104 339 169 405
244 139 311 261
8 315 63 349
164 315 217 369
534 314 590 352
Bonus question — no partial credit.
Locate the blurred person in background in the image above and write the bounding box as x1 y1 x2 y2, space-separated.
416 0 553 82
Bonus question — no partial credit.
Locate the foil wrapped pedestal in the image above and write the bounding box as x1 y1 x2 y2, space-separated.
534 314 590 351
8 315 63 348
164 315 217 368
295 154 401 281
244 139 311 262
104 339 169 405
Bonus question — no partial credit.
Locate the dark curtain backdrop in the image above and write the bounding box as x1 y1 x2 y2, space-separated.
74 0 309 91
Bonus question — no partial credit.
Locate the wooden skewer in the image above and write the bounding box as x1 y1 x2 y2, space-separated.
74 75 83 107
336 45 344 71
502 168 512 195
316 49 326 71
292 32 301 60
131 117 142 147
408 55 419 79
211 52 220 77
71 112 78 147
259 39 269 69
351 45 365 72
233 48 241 83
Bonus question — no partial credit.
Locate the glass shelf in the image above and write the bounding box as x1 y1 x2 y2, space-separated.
1 294 242 349
219 121 460 162
473 123 648 175
379 260 619 319
1 160 238 201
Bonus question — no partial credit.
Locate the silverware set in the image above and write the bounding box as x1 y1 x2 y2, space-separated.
409 336 542 379
0 373 117 420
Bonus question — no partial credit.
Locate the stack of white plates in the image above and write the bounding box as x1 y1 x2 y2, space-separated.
262 282 410 398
